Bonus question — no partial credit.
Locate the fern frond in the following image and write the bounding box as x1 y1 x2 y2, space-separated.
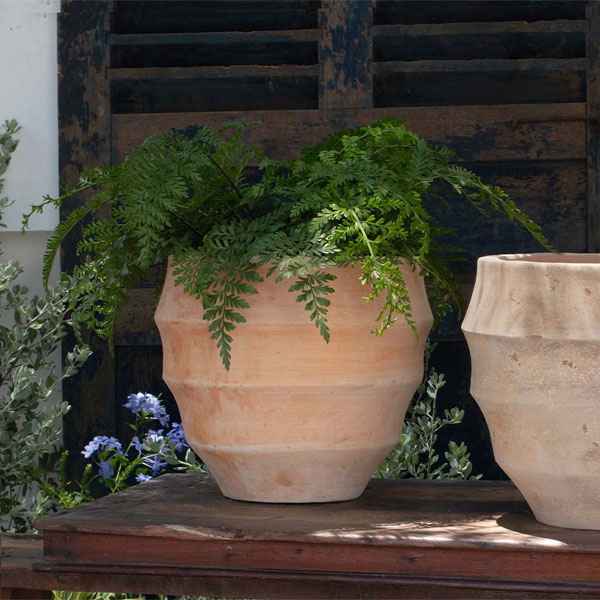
42 202 99 286
288 271 335 342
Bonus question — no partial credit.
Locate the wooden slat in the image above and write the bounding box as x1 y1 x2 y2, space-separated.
318 1 374 109
3 534 598 599
112 1 320 35
372 58 586 74
109 64 320 81
375 72 584 108
373 1 587 26
115 288 160 346
112 104 586 163
58 1 116 481
587 1 600 252
108 30 322 45
372 20 587 36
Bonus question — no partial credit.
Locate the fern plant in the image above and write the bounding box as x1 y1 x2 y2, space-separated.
28 119 551 369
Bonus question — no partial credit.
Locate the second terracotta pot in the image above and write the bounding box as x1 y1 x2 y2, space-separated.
155 262 433 503
463 253 600 529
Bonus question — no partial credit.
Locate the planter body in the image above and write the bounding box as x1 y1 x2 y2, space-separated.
155 263 432 502
463 254 600 529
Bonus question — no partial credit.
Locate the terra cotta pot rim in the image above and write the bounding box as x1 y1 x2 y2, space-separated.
480 253 600 266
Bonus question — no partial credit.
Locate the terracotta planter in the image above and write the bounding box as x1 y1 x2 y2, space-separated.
463 253 600 529
155 262 433 502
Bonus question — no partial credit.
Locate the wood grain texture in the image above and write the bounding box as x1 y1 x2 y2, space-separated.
112 1 320 34
372 21 587 36
319 1 374 109
112 103 586 163
109 30 322 45
373 1 586 26
3 535 599 599
57 1 115 481
373 58 586 73
27 476 600 595
109 65 320 80
374 71 585 107
373 30 585 63
111 75 319 114
33 476 596 550
587 1 600 251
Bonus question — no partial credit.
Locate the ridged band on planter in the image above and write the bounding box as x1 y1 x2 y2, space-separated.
155 262 433 503
463 253 600 529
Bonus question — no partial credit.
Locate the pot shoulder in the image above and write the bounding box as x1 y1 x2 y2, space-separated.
462 253 600 340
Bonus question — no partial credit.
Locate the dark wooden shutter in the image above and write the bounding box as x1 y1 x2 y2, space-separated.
58 1 597 478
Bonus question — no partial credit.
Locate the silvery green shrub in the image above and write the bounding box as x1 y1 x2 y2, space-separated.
375 342 481 480
0 120 91 532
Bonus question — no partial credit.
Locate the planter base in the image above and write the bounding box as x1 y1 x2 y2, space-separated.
200 444 397 503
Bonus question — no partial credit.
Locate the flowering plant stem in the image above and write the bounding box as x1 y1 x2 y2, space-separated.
41 393 205 510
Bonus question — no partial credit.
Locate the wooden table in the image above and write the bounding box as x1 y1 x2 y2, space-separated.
3 474 600 599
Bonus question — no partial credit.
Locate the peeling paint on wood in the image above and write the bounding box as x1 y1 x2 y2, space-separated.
58 1 115 479
112 104 587 163
319 1 374 109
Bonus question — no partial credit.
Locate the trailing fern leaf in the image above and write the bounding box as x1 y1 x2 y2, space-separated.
32 119 552 369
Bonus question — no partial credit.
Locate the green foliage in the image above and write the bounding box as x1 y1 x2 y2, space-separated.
0 119 20 227
0 121 92 532
375 342 481 480
30 119 551 369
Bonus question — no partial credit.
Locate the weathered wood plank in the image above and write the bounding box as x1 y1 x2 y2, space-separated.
113 1 320 35
109 64 320 80
32 476 600 591
112 104 586 163
109 30 322 45
3 534 598 599
111 38 318 69
586 1 600 251
40 532 600 586
115 288 160 346
374 32 584 64
373 1 586 26
318 1 374 109
58 1 115 480
372 20 587 36
112 76 319 114
373 58 586 73
374 71 585 107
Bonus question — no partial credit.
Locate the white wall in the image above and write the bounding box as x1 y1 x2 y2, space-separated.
0 0 61 294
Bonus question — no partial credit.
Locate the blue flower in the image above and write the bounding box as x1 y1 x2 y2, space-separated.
146 429 165 445
143 455 168 476
136 473 152 483
167 422 188 453
124 392 145 414
125 392 170 426
99 461 114 479
131 436 143 452
82 435 123 458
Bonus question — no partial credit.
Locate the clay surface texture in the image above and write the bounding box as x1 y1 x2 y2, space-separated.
155 263 433 502
463 253 600 529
